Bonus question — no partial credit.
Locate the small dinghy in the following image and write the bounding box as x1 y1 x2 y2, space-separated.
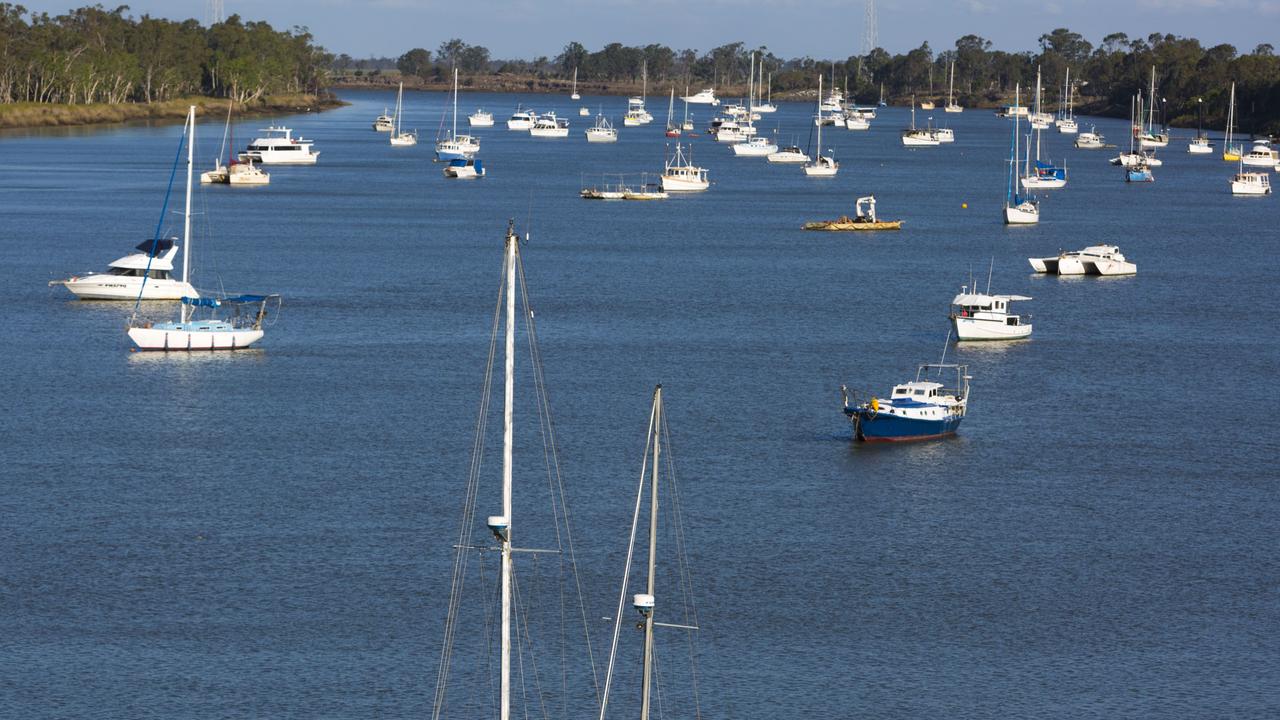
803 196 902 231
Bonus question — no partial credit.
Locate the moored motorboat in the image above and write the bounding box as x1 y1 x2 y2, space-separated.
1230 165 1272 196
443 157 485 178
507 107 536 130
469 109 495 127
731 135 778 157
681 87 719 105
949 289 1032 340
767 145 809 164
52 239 197 300
1029 245 1136 275
372 108 394 132
659 143 708 192
239 125 319 165
1076 127 1105 149
1241 143 1279 167
584 114 618 143
841 364 971 442
529 112 570 138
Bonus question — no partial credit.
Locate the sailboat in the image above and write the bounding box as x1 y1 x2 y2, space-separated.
570 67 581 100
681 88 694 131
665 88 680 137
430 223 598 720
436 68 480 160
1125 95 1155 182
199 103 269 185
596 386 705 720
1029 67 1052 129
389 82 417 146
944 60 963 113
878 82 887 107
1003 85 1039 225
1223 82 1243 162
901 96 940 147
756 70 778 113
1138 67 1169 149
804 75 838 176
1188 97 1213 154
920 65 935 109
1055 68 1078 134
1020 91 1066 189
127 106 278 351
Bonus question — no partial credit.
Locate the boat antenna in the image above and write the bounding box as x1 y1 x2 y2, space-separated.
986 257 994 294
937 327 952 373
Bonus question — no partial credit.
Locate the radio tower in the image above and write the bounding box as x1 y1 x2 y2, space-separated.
207 0 225 25
861 0 878 56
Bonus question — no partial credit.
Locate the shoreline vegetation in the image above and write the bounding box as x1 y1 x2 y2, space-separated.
2 5 1277 134
0 93 345 130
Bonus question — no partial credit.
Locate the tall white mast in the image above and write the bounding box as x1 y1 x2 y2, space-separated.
948 61 955 106
815 75 823 157
180 105 194 323
1147 66 1156 134
452 68 459 140
1034 66 1042 161
747 52 755 117
500 225 517 720
638 386 662 720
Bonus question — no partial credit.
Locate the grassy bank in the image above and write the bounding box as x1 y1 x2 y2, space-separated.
0 93 346 130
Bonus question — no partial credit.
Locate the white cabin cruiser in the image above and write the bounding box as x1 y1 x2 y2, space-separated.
507 107 536 130
1188 135 1213 154
681 88 719 105
443 157 485 179
1029 245 1136 275
436 134 480 160
52 238 198 301
469 109 495 127
1241 143 1279 167
529 112 570 138
843 113 871 131
1231 166 1271 195
239 125 319 165
767 145 810 164
950 290 1033 340
933 127 955 143
731 135 778 156
372 109 394 132
660 143 709 192
1076 128 1105 149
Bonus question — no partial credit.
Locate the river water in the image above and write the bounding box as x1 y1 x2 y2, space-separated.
2 88 1277 718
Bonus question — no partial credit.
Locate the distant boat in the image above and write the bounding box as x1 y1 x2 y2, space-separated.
1188 98 1212 154
239 124 319 165
681 87 719 105
1075 126 1105 149
1029 245 1136 275
1223 82 1242 161
665 88 680 137
767 145 810 164
437 69 480 159
731 134 778 157
201 103 270 185
1123 95 1155 182
944 60 963 113
949 275 1033 341
802 196 902 231
756 71 778 113
842 363 972 443
442 157 484 179
1055 68 1077 133
468 109 495 127
570 67 580 100
901 98 940 147
1241 142 1279 167
660 143 709 192
529 112 570 138
507 106 536 131
127 106 278 351
1137 67 1169 149
372 107 394 132
389 82 417 146
804 75 838 176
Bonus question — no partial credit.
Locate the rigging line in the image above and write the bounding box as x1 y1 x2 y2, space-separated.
598 400 658 720
432 257 508 720
516 253 603 701
132 121 187 318
660 418 703 720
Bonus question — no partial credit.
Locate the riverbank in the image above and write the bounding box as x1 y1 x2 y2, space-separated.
0 93 346 130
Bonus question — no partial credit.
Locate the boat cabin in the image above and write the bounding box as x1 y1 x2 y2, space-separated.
950 292 1031 322
891 381 946 401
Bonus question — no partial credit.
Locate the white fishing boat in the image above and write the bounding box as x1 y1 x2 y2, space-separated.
52 238 196 300
1188 99 1212 154
389 82 417 146
437 69 480 160
596 386 706 720
585 114 618 143
732 135 778 157
239 124 319 165
712 118 749 143
529 112 570 138
944 61 963 113
469 109 495 127
127 107 277 350
933 126 955 143
506 107 536 130
1231 163 1272 195
681 87 719 105
1076 127 1105 149
442 157 484 178
430 223 598 720
1004 85 1039 226
1241 143 1279 167
767 145 810 164
1029 245 1136 275
950 280 1033 341
660 143 709 192
804 76 838 176
372 108 394 132
901 100 940 147
570 67 580 100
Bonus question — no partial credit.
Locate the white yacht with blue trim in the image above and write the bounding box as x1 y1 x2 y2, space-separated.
842 364 971 442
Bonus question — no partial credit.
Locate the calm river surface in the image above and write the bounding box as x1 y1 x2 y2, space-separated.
2 88 1277 719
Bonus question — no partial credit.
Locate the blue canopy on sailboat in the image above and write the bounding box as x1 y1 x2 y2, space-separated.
181 296 221 307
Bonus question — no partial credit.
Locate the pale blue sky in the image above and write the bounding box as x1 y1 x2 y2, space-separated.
23 0 1280 59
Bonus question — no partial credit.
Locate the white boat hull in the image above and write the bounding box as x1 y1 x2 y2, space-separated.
802 158 838 176
507 120 533 130
901 134 940 147
1021 176 1066 190
934 129 955 143
530 127 569 138
1187 142 1213 154
585 129 617 143
1231 177 1271 195
660 177 708 192
767 151 809 164
390 134 417 146
239 150 318 165
944 104 963 113
57 276 197 301
732 142 777 156
952 317 1033 340
469 118 494 128
1004 204 1039 225
128 325 263 350
843 118 871 131
1241 154 1279 167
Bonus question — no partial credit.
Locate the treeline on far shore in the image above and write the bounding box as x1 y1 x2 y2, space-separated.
0 5 332 106
340 30 1280 134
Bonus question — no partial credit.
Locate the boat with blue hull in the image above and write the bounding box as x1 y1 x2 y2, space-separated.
841 364 971 442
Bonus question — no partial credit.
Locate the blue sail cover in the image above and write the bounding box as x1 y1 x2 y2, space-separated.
181 297 222 307
180 295 271 306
